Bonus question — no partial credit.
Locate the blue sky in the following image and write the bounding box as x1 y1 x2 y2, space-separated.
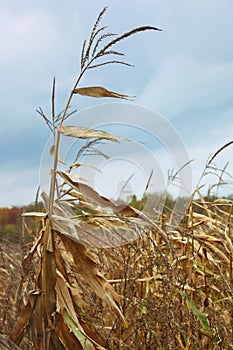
1 0 233 207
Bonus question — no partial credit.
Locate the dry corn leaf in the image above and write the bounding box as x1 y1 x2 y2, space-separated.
57 314 85 350
79 319 106 348
56 273 82 323
58 171 147 221
73 86 135 100
10 293 38 344
59 235 125 323
42 192 85 244
64 311 103 350
58 171 117 210
22 229 44 271
43 196 132 247
54 244 69 282
56 274 96 350
58 125 123 142
42 219 56 328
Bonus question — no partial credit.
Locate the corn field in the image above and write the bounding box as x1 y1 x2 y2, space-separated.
1 7 233 350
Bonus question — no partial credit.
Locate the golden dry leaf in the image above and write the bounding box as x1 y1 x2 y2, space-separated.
58 171 117 210
22 229 44 271
41 191 147 248
41 219 56 329
56 274 97 350
57 314 86 350
41 193 124 321
56 274 80 323
60 235 125 323
10 293 38 344
73 86 135 100
58 125 124 142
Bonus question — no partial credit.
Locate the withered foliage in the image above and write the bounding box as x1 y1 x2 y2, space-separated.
1 7 233 350
1 195 233 349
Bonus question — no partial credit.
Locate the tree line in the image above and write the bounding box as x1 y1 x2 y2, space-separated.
0 192 232 243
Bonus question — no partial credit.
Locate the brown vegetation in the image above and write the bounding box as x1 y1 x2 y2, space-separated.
1 195 233 349
1 7 233 349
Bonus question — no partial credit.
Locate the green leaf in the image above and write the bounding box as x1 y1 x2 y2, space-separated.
179 290 210 330
64 311 95 350
189 298 209 330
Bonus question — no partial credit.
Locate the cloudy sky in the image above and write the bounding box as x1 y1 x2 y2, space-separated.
1 0 233 207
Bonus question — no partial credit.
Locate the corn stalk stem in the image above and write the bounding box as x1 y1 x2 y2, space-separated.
48 66 90 215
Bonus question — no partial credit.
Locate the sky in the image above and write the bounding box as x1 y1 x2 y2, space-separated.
1 0 233 207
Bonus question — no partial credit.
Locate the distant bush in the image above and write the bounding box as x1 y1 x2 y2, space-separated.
0 202 45 243
0 223 18 242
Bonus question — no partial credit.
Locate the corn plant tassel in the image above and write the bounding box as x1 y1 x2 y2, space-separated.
47 10 161 215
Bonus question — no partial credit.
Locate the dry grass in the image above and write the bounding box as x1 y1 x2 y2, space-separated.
0 240 23 335
1 7 233 350
1 196 233 349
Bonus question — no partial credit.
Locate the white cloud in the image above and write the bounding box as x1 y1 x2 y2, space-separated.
0 9 58 64
138 55 233 118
